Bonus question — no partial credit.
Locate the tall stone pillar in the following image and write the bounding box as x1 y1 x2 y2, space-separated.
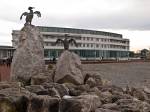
11 25 45 85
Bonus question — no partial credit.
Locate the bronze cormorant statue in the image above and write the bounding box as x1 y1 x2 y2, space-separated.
20 7 41 25
55 34 78 50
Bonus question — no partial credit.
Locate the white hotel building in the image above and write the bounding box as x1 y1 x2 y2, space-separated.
12 26 130 60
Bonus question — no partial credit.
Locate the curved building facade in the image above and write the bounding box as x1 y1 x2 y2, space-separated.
12 26 129 60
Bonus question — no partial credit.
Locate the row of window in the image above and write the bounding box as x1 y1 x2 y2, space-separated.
44 49 129 58
39 27 122 38
110 39 129 44
12 38 128 50
43 35 129 44
82 37 109 42
44 42 129 50
81 44 128 49
43 35 81 40
13 33 129 46
0 50 14 58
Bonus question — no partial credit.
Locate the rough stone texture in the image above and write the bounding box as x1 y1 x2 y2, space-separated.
95 108 120 112
0 82 20 90
11 25 45 85
42 83 69 98
102 103 119 110
25 85 49 95
31 73 53 85
84 73 103 87
131 87 148 101
54 50 84 85
1 78 150 111
0 87 31 112
60 94 101 112
116 98 150 112
100 91 113 104
28 95 59 112
0 83 60 112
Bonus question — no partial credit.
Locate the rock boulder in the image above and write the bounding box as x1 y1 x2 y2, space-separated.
60 94 101 112
11 25 45 85
54 51 84 85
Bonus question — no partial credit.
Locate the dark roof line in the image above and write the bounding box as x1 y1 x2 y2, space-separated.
0 45 15 49
37 26 122 38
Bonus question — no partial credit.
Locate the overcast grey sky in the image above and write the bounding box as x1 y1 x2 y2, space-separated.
0 0 150 51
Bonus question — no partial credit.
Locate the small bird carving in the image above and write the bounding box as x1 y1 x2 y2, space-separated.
20 7 41 25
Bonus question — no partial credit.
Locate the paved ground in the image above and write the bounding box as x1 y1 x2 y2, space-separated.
0 62 150 88
82 62 150 87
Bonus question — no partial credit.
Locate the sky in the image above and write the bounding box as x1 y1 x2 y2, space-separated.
0 0 150 51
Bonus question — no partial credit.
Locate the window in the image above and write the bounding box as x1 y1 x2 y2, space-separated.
78 43 81 47
44 50 49 57
87 44 89 47
83 44 85 47
96 44 99 48
45 42 49 46
49 36 54 39
78 37 81 40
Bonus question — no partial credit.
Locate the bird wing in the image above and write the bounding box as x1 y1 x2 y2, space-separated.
55 39 64 45
20 12 28 20
34 11 41 17
69 38 78 47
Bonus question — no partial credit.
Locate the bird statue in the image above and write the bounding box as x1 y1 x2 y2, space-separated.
55 34 78 50
20 7 41 25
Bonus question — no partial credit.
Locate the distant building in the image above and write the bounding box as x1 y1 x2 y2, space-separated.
140 49 149 59
0 46 15 59
145 51 150 59
147 51 150 59
12 26 130 60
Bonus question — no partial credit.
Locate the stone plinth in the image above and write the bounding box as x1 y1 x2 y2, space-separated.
11 25 45 84
54 50 84 85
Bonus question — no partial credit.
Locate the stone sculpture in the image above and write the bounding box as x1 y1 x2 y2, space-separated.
20 7 41 25
10 7 46 85
55 34 78 50
53 34 84 85
11 25 45 85
54 50 84 85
